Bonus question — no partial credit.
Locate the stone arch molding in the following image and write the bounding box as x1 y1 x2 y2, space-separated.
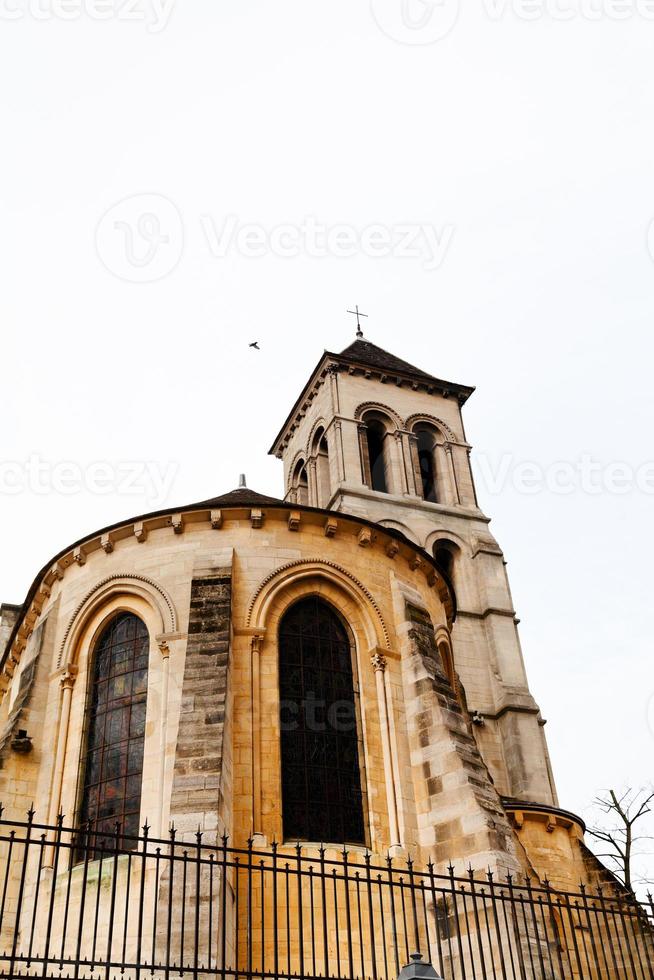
247 559 391 650
286 450 308 493
56 573 178 670
404 413 456 443
305 417 328 458
354 402 403 430
424 528 471 559
376 519 419 545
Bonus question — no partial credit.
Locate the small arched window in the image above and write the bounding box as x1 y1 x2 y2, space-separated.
361 415 394 495
415 426 438 503
312 428 331 508
79 612 149 843
279 598 366 845
438 638 457 691
292 460 309 506
434 545 454 582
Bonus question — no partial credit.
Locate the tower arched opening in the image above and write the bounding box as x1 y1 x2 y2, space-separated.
360 412 395 495
414 424 439 503
291 459 309 506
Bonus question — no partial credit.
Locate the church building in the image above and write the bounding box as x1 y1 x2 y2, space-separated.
0 332 648 979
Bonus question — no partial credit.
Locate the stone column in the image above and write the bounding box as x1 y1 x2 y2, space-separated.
434 442 456 505
46 666 77 855
250 633 265 843
445 444 461 504
394 431 410 495
407 432 422 496
157 639 171 837
307 458 318 508
358 423 372 487
371 651 402 851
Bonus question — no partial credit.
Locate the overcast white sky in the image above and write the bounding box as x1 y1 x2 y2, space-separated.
1 0 653 882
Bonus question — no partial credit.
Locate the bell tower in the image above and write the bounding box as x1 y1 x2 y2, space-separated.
270 330 558 809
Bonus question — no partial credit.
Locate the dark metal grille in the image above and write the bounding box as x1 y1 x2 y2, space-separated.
1 812 653 980
79 612 149 843
280 597 366 846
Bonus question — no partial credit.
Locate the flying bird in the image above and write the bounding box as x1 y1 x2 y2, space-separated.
249 341 260 350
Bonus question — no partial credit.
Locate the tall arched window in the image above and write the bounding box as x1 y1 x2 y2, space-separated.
79 612 149 843
279 598 366 845
416 426 438 502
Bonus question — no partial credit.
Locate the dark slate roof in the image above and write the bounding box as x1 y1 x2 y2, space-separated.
198 487 283 507
339 338 438 382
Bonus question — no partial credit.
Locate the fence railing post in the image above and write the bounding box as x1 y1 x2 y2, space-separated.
0 814 653 979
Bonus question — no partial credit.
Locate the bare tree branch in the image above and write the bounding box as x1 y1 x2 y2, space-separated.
587 786 654 893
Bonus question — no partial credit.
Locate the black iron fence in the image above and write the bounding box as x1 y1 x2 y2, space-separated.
0 810 653 979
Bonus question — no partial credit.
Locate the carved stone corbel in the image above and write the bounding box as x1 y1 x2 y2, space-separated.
386 540 400 559
324 517 338 537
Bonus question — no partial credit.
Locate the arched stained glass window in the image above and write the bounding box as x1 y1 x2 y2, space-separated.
79 612 149 843
279 598 366 845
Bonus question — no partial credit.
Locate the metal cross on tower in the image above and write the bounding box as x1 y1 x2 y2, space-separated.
347 305 368 338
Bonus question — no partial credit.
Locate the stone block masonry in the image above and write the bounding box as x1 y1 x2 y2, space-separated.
169 559 233 839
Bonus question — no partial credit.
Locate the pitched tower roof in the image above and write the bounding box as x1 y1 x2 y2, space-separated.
338 338 442 383
269 335 474 456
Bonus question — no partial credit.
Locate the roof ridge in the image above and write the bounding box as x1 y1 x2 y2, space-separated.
338 337 437 381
